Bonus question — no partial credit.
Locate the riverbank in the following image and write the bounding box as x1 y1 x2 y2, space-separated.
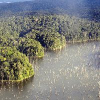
0 38 99 83
0 74 34 83
66 38 100 44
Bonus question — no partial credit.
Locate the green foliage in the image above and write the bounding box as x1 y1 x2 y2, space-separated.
0 47 34 81
19 38 44 57
0 14 100 43
37 32 66 50
0 12 100 81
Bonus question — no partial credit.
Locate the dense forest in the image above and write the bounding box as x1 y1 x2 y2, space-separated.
0 0 100 21
0 0 100 81
0 14 100 44
0 47 34 81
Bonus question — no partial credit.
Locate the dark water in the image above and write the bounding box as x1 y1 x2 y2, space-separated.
1 41 100 100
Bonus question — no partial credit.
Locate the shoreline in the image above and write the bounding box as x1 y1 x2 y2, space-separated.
0 73 34 83
66 38 100 44
0 38 100 82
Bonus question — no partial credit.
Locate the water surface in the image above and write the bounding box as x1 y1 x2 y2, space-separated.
0 41 100 100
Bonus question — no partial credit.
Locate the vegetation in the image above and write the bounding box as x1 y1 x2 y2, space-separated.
0 2 100 81
37 32 66 50
0 14 100 43
19 38 44 57
0 47 34 81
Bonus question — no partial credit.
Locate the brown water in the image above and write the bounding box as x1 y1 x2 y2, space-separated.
0 41 100 100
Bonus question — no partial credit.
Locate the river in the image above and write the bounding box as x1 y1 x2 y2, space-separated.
0 41 100 100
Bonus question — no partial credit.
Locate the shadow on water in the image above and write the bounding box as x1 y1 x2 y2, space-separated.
29 56 43 64
0 76 34 91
